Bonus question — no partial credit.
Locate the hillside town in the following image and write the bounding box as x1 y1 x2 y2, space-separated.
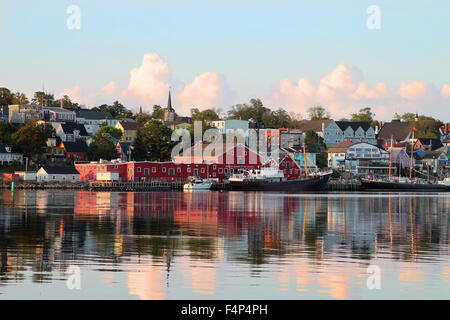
0 87 449 184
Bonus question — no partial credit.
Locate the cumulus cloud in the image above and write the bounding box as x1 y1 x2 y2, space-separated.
178 72 235 114
267 64 450 121
59 53 235 115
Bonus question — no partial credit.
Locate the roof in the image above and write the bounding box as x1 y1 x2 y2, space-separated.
39 167 80 175
335 121 371 132
43 107 76 114
298 120 332 132
62 141 88 153
76 109 113 120
0 144 11 153
377 121 411 141
118 121 143 131
60 123 89 136
178 143 251 158
118 142 132 154
327 141 357 153
421 151 446 159
416 138 443 151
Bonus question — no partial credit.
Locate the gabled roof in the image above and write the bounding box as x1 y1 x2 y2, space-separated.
421 151 446 159
39 167 80 175
298 120 332 132
377 121 411 141
60 123 89 136
335 121 371 132
118 142 132 154
62 141 88 153
0 143 11 153
118 121 143 131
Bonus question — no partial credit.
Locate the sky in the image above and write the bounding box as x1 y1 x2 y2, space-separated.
1 0 449 121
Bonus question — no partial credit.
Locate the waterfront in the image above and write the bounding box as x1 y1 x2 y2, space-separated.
0 190 448 299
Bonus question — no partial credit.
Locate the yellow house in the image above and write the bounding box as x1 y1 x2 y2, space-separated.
115 121 143 142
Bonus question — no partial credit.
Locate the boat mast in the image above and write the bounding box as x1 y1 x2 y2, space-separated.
409 129 414 179
389 135 393 182
302 143 308 177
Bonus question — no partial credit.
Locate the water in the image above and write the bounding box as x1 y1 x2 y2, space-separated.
0 190 448 299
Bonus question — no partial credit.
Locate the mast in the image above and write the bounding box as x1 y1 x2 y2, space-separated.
409 129 414 179
302 143 308 177
388 135 393 181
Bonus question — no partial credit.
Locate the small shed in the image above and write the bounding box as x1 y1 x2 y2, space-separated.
36 167 81 183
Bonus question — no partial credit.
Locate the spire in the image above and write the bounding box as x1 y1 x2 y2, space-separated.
139 105 142 114
167 89 173 111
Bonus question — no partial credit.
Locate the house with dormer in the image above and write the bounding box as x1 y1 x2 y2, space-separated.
56 123 90 142
323 121 376 146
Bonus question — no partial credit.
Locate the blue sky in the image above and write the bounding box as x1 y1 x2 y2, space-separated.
1 0 449 120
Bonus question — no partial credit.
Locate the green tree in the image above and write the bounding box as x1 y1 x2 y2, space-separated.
135 112 153 124
52 95 79 109
307 106 331 120
31 91 54 106
263 109 292 128
87 133 117 161
408 117 442 139
191 108 220 121
132 120 175 161
0 121 17 145
11 92 29 104
401 112 417 122
97 126 123 140
12 120 54 157
152 105 165 120
227 99 270 122
0 88 13 105
304 130 326 153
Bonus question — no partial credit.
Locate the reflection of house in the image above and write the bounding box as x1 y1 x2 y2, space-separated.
0 143 23 165
115 121 143 142
56 123 90 142
60 141 88 161
36 167 81 182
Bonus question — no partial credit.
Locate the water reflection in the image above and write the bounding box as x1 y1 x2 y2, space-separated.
0 190 448 299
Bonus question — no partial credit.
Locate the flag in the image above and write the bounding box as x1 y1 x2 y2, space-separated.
413 127 418 132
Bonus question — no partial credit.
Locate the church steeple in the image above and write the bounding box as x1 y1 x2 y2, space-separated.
164 88 175 123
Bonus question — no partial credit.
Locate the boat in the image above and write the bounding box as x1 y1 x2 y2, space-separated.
438 177 450 186
361 177 450 191
226 167 332 192
183 177 213 191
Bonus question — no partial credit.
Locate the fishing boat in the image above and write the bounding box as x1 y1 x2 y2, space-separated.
183 177 213 191
226 167 331 192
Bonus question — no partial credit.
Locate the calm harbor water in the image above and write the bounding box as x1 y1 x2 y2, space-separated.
0 190 448 299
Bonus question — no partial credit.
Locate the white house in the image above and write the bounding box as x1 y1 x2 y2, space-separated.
0 144 23 165
36 167 81 183
345 142 390 176
56 123 90 142
15 171 37 181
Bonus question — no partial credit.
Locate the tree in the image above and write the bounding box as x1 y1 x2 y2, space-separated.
263 109 292 128
12 120 54 157
11 92 29 105
96 126 123 140
152 105 165 120
307 106 331 120
401 112 417 122
227 99 270 122
52 95 79 109
0 121 17 145
132 120 175 161
32 91 54 106
350 107 379 128
92 101 133 119
135 112 153 124
191 108 220 121
0 88 13 105
304 130 326 153
408 117 442 139
87 133 117 161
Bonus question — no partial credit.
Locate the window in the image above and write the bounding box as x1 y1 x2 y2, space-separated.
162 167 167 173
53 176 56 180
286 162 291 168
177 167 181 173
152 167 156 172
187 167 191 173
169 168 174 176
224 168 228 174
194 169 198 176
213 165 216 170
98 166 101 172
137 167 141 172
83 166 86 172
201 168 205 173
219 168 223 174
144 168 149 175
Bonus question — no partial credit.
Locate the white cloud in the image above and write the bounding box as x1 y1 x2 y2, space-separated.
266 64 450 121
